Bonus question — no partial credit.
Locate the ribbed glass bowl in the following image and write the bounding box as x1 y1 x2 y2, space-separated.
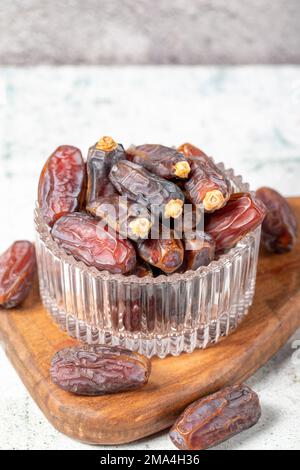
35 164 261 358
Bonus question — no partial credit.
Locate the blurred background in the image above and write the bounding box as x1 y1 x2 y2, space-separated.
1 0 300 450
1 0 300 64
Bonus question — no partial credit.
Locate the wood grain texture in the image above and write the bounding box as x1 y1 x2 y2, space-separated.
0 198 300 446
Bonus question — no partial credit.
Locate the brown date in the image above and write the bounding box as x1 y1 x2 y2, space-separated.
86 136 125 207
87 195 152 241
205 192 266 252
169 384 261 450
94 179 118 198
127 144 191 179
50 345 151 395
38 145 86 226
178 142 231 212
114 262 154 333
109 160 185 220
126 260 153 277
182 230 215 271
172 203 203 240
178 142 208 159
137 233 184 273
256 187 297 253
51 212 136 274
182 203 203 232
0 241 36 309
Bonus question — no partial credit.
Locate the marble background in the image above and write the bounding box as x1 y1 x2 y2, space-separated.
0 0 300 65
0 66 300 449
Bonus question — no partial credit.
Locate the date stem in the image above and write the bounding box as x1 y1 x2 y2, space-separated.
164 199 184 219
96 136 118 152
129 218 152 239
174 161 190 179
203 189 225 212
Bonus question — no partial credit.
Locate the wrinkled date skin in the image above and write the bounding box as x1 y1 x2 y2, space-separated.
109 160 185 220
38 145 86 227
205 192 266 252
0 241 36 309
137 234 184 273
91 179 118 199
86 136 126 206
87 195 152 241
51 213 136 274
50 345 151 395
178 143 231 212
170 384 261 450
256 187 297 253
127 144 191 179
182 231 215 271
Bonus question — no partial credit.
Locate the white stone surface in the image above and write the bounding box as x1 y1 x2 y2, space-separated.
0 66 300 450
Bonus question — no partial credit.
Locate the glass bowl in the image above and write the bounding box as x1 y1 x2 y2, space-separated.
34 164 261 358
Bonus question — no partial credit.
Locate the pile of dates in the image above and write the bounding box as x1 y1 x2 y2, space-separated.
0 136 298 451
0 137 297 310
38 137 273 276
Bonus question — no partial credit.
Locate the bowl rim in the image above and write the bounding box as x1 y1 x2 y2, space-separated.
34 163 258 285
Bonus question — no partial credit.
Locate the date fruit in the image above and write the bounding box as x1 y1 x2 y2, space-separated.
169 384 261 450
87 195 152 241
127 144 191 179
38 145 86 226
205 192 266 252
51 212 136 274
137 233 184 273
178 142 208 159
86 136 125 206
181 203 203 233
0 241 36 309
178 142 231 212
182 230 215 271
50 345 151 395
127 260 153 277
256 187 297 253
109 160 185 219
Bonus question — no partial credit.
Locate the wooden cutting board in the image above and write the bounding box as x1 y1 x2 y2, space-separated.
0 198 300 446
